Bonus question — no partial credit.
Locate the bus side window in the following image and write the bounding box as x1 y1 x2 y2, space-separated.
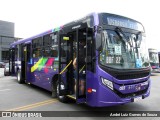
50 46 58 57
61 47 66 57
43 48 50 57
32 37 43 58
33 48 42 58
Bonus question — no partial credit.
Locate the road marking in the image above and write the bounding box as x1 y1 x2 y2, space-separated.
0 89 11 92
12 100 58 111
6 99 58 111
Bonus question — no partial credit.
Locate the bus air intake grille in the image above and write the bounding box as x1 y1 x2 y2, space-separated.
99 65 151 80
115 72 150 80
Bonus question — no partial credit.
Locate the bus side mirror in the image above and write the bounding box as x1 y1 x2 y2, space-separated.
96 33 102 51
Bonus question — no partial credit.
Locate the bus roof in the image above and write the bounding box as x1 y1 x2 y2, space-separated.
10 29 53 47
10 12 98 48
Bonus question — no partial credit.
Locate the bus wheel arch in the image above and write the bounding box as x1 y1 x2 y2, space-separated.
51 74 58 98
51 74 69 102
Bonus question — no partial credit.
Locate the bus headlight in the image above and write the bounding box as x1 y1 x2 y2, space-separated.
101 77 113 90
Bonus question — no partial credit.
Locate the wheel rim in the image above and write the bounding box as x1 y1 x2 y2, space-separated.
57 82 65 99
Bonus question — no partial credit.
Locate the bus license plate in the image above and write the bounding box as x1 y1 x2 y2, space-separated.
134 96 142 102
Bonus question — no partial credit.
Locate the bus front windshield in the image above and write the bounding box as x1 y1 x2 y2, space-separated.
99 29 150 69
149 52 159 63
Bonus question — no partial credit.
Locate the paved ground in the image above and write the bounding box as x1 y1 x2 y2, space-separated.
0 73 160 119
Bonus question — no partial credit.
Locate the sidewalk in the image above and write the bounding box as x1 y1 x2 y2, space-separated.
0 68 4 78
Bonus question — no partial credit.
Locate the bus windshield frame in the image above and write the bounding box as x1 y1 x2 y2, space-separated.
99 28 149 69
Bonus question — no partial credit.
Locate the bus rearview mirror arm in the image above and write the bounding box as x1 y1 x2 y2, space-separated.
92 51 101 62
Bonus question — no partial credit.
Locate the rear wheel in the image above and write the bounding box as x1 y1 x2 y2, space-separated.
17 70 24 84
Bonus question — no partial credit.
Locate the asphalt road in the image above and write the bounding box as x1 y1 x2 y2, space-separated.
0 73 160 120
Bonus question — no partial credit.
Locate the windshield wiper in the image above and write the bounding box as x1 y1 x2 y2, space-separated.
115 27 135 48
136 32 142 48
115 27 128 43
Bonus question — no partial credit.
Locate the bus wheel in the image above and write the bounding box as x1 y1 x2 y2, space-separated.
17 70 24 84
56 81 69 103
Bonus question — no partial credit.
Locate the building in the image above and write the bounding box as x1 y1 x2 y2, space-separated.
0 20 21 62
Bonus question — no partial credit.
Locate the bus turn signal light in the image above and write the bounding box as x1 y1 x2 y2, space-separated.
87 88 92 93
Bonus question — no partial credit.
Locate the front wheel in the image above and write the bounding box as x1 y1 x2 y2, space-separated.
56 81 69 103
17 70 24 84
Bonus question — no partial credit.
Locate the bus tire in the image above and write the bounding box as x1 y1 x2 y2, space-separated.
56 80 69 103
17 70 24 84
51 80 57 98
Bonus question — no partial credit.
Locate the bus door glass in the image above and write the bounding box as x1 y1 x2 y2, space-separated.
75 28 95 103
9 48 11 74
10 48 16 75
21 44 27 81
76 28 94 104
26 43 32 82
58 33 74 96
74 29 86 103
9 48 15 75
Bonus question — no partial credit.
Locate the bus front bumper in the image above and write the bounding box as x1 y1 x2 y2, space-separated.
86 79 151 107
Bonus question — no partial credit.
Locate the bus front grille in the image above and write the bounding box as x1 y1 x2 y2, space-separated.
115 72 150 80
114 86 149 98
99 65 151 80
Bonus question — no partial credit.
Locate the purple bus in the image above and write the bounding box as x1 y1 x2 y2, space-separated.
9 13 151 107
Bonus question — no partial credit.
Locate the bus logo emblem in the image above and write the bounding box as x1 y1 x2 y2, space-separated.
119 86 125 90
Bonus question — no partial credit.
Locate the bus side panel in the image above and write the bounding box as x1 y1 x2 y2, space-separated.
39 57 58 91
86 71 99 106
28 58 42 88
28 57 59 91
26 58 34 83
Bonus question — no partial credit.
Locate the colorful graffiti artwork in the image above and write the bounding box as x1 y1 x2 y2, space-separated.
31 58 55 73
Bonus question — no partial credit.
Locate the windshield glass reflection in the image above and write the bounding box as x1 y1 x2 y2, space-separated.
100 30 149 69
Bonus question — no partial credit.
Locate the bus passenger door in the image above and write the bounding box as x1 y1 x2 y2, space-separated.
20 43 32 82
58 28 93 104
9 48 15 75
21 43 32 82
76 28 94 104
21 45 26 81
26 43 32 82
58 33 74 96
75 29 87 103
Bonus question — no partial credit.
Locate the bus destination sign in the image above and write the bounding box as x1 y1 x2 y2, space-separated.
102 15 144 32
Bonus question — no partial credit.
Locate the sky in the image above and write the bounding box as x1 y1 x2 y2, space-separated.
0 0 160 51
